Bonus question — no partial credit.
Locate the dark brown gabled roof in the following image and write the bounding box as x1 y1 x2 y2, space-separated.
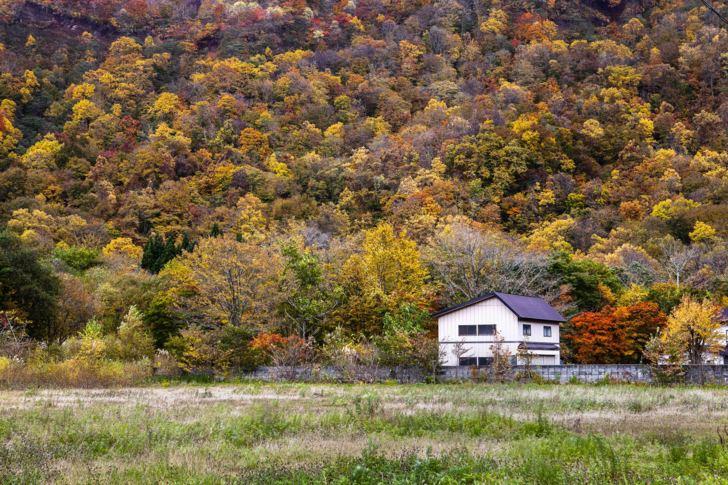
432 292 566 323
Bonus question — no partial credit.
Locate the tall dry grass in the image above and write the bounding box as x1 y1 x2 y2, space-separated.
0 356 152 388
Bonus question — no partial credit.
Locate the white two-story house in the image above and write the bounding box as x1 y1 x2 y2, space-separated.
435 292 565 366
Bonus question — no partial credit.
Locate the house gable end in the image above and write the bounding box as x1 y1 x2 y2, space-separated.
433 292 565 323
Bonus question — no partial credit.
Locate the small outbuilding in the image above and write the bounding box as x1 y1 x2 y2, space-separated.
434 292 565 366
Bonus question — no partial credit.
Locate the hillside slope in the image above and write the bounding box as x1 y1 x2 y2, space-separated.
0 0 727 361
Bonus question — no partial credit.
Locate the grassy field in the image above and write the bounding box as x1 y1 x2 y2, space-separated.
3 382 728 483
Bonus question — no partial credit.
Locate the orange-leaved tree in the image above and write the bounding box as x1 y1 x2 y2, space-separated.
565 302 666 364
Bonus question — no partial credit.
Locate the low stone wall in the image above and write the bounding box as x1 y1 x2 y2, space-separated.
440 365 652 383
443 365 728 384
685 365 728 384
530 365 652 383
243 364 728 385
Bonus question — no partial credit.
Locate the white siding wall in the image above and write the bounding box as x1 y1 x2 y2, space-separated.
710 324 728 364
521 322 560 344
438 298 518 343
438 297 561 366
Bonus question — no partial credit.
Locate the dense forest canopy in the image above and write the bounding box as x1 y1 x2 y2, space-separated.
1 0 727 370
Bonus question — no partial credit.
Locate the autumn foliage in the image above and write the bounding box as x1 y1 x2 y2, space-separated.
250 332 290 353
1 0 728 378
565 303 667 364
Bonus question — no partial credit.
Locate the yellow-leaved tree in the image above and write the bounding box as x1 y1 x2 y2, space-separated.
20 134 63 170
102 237 143 262
689 221 716 243
662 296 723 365
340 223 431 335
149 92 182 120
0 99 22 157
162 236 282 328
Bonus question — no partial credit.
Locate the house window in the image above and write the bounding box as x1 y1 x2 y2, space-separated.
458 325 477 336
543 326 552 337
478 357 494 367
478 324 496 336
459 357 477 366
523 324 531 337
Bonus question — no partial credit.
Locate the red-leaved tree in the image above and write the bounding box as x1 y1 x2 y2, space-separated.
565 302 666 364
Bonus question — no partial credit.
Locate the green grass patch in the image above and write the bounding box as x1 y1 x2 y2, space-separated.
3 384 728 483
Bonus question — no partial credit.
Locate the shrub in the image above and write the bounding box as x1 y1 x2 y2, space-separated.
152 349 180 378
112 306 155 361
75 320 107 362
270 335 315 369
250 332 288 364
642 332 685 385
251 332 314 369
167 325 262 375
0 357 152 388
376 304 436 369
218 325 264 372
63 316 151 364
53 244 99 272
166 326 221 375
0 311 34 360
0 356 11 373
490 331 513 382
322 327 380 382
372 304 443 380
374 329 442 373
0 309 157 388
408 332 444 379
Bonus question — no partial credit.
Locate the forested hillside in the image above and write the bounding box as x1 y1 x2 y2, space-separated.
1 0 727 373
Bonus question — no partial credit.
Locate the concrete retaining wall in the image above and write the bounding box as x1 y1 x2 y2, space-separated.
244 364 728 384
685 365 728 384
443 364 728 384
442 365 728 384
440 365 652 383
